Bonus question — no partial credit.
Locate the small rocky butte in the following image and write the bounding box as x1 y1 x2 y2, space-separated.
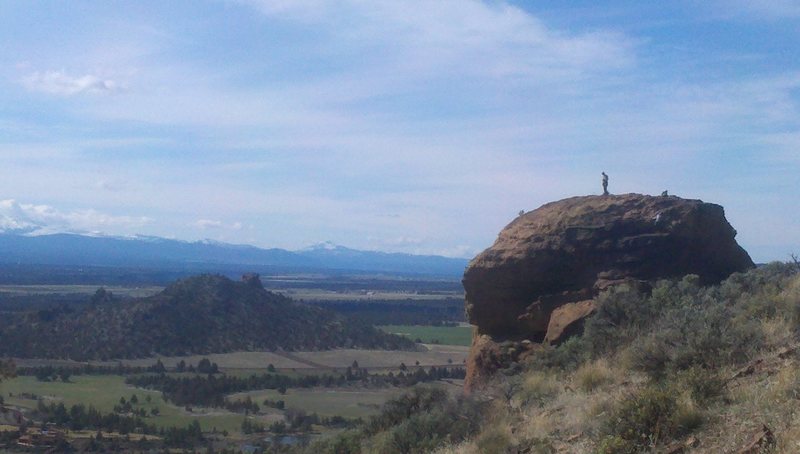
462 193 754 390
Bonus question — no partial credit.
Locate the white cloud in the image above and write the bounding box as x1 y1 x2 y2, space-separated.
21 70 122 96
194 219 223 229
193 219 243 230
0 199 152 235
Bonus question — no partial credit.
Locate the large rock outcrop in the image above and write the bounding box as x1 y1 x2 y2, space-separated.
463 194 754 390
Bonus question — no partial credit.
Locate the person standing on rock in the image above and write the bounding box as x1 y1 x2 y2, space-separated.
602 172 609 195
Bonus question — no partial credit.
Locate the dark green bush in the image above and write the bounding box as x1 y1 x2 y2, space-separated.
583 284 655 356
365 391 484 454
530 336 590 372
365 386 449 435
677 367 726 405
598 383 701 453
628 300 762 379
305 386 486 454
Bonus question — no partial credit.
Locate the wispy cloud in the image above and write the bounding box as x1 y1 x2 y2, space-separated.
192 219 243 230
21 70 122 96
240 0 635 81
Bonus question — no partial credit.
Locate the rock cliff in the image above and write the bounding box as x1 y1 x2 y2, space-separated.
463 193 754 390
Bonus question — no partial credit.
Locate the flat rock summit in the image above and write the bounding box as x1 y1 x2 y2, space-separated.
463 193 754 389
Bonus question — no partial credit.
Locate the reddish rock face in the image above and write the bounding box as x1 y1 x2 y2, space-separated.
544 300 596 345
462 194 754 390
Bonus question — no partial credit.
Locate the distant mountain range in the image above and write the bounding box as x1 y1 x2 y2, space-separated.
0 233 469 277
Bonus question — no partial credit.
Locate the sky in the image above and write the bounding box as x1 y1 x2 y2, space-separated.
0 1 798 261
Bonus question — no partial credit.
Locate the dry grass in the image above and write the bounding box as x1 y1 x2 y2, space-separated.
775 415 800 454
431 441 479 454
573 358 615 393
761 316 795 350
768 366 800 401
516 371 559 406
504 360 634 453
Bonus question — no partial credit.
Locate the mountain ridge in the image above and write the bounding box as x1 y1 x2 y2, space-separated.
0 232 468 277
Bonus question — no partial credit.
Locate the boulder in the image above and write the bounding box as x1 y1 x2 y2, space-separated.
464 194 753 341
462 194 754 388
544 299 596 345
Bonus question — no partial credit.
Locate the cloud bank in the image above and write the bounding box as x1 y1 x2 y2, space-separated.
0 199 152 235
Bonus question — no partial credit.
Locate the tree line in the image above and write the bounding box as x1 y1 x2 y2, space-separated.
126 366 466 407
33 400 204 448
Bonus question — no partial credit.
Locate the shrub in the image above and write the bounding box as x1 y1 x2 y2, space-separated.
595 435 633 454
626 336 670 380
583 284 655 357
528 336 589 372
474 423 514 454
627 298 762 378
598 383 704 453
365 387 449 435
311 429 363 454
314 386 487 454
574 359 614 393
607 386 677 444
676 367 726 405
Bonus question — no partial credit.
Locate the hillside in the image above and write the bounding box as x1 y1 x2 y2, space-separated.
299 195 800 454
0 274 415 360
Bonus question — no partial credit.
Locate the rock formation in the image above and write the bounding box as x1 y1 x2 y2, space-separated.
463 193 754 390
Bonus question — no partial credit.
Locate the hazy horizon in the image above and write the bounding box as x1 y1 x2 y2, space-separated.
1 1 798 261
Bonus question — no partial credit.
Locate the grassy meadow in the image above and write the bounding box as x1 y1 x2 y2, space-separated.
379 324 473 346
0 375 249 433
231 388 406 419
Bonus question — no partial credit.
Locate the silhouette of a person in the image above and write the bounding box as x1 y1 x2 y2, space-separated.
602 172 609 195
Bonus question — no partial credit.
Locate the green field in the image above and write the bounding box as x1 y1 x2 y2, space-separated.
0 375 250 433
0 285 163 298
231 387 405 419
379 325 473 346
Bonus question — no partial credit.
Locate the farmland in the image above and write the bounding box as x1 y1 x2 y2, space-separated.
1 347 468 434
0 267 470 451
378 324 473 346
1 375 250 433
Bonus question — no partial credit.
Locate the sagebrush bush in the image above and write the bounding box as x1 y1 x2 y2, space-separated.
309 386 486 454
676 366 726 405
628 301 762 378
474 423 515 454
528 336 589 372
598 384 702 453
583 283 656 357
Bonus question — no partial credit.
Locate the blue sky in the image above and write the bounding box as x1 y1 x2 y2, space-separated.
0 1 798 260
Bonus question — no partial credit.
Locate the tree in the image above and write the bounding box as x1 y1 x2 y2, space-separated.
90 287 113 305
0 359 16 382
